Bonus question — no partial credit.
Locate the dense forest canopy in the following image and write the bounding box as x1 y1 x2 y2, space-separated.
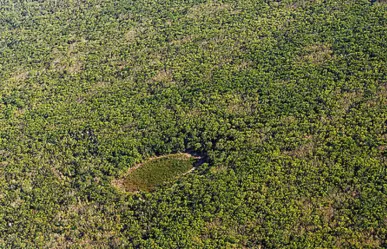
0 0 386 248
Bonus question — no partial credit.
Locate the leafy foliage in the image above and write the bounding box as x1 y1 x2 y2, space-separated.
0 0 386 248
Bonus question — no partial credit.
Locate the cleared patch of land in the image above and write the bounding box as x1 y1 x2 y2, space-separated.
113 153 200 193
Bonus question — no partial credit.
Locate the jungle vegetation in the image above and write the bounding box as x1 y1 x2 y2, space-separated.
0 0 386 248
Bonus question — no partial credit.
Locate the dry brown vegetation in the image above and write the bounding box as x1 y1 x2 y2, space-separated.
187 3 234 18
50 40 85 74
152 69 173 83
226 94 255 116
48 202 121 249
298 43 334 65
124 29 136 42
